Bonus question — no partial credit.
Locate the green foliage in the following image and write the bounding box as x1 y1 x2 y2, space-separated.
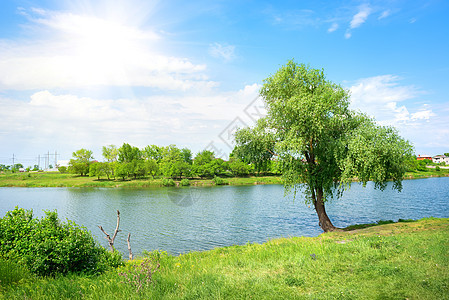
194 150 215 166
117 143 146 179
181 147 193 164
233 118 275 174
180 178 190 186
118 143 142 163
435 166 441 171
69 148 94 176
0 207 122 276
238 60 414 231
115 162 131 180
339 121 414 191
89 161 114 180
193 150 226 178
213 176 227 185
145 159 159 179
58 166 67 173
143 145 164 162
228 158 252 176
161 178 175 186
102 144 118 162
159 145 190 179
422 159 432 165
89 162 104 179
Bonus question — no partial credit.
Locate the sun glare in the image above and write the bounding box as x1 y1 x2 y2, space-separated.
29 0 162 87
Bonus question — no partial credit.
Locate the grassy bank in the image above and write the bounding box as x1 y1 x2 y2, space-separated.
0 172 282 188
1 168 448 188
405 167 449 179
1 218 448 299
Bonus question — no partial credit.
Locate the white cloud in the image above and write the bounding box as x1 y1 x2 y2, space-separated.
0 84 261 158
209 43 236 62
349 75 427 125
350 75 420 104
344 4 371 38
378 10 391 20
350 5 372 29
328 23 339 33
348 75 449 154
0 8 214 91
411 109 435 121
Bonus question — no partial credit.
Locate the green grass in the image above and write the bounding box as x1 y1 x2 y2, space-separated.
0 172 282 188
405 167 449 179
0 168 447 188
1 218 448 299
1 168 448 188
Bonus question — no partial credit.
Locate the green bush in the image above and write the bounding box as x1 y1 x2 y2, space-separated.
0 207 122 277
435 166 441 171
58 166 67 173
162 178 175 186
213 176 227 185
180 178 190 186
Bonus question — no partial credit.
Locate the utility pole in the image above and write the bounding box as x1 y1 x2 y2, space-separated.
12 153 15 169
38 155 40 170
47 151 50 169
54 151 58 168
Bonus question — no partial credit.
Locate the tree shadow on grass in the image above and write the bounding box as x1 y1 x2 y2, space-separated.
343 219 416 231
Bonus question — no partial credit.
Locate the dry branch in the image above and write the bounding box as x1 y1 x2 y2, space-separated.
127 233 133 260
98 210 121 251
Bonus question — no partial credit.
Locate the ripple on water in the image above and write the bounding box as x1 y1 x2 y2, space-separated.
1 177 448 255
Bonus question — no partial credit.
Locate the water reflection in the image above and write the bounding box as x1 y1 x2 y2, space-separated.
0 177 448 256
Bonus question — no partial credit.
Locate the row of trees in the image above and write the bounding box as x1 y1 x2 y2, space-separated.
0 164 48 173
68 143 281 180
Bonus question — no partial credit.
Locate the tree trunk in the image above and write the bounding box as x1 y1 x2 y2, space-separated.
313 188 337 232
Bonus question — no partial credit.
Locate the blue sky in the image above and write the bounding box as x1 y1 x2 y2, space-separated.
0 0 448 167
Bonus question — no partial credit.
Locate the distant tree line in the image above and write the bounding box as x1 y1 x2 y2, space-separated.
66 143 282 180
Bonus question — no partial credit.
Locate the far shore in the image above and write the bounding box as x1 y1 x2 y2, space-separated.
1 168 449 188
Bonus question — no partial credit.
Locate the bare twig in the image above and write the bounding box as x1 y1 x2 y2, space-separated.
112 210 121 242
127 233 133 260
98 210 121 251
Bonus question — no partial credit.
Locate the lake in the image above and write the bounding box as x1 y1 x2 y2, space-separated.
1 177 448 256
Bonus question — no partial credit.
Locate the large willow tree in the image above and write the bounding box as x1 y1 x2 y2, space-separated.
235 60 414 232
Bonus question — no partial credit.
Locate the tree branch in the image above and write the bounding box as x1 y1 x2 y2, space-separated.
98 210 121 252
127 233 133 260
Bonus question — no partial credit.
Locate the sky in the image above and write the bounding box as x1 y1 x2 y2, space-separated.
0 0 448 167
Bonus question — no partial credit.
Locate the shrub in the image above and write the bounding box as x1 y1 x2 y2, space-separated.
213 176 227 185
180 178 190 186
162 178 175 187
0 207 122 276
435 166 441 171
58 166 67 173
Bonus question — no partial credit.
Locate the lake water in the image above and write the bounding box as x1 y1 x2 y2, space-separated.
0 177 448 256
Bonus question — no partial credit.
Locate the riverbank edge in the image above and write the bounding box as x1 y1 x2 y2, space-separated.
1 169 449 188
2 217 448 299
0 174 283 188
0 170 449 188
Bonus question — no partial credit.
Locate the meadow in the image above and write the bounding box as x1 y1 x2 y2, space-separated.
1 218 448 299
0 168 448 188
